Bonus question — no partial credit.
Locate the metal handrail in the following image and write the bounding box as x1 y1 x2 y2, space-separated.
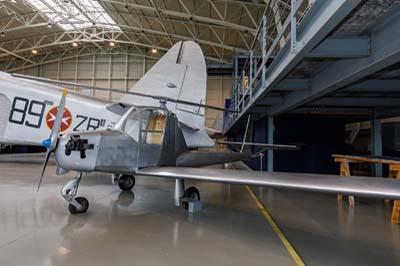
227 0 315 128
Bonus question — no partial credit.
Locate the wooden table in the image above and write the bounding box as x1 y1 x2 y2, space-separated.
332 154 400 224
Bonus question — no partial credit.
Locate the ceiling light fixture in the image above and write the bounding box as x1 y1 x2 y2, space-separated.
151 48 157 54
72 42 79 47
109 41 115 47
31 49 38 55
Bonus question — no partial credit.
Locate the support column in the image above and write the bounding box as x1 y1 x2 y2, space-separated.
108 54 112 100
290 0 298 53
143 56 146 75
261 15 267 88
233 55 239 114
371 111 382 177
74 56 78 91
272 0 285 49
56 59 60 86
125 53 129 91
234 54 238 89
91 54 96 96
267 116 274 172
249 50 253 99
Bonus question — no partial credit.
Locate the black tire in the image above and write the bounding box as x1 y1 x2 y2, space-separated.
118 175 135 191
68 197 89 214
182 187 200 210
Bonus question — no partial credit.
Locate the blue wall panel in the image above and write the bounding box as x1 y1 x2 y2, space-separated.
274 116 349 174
229 115 350 174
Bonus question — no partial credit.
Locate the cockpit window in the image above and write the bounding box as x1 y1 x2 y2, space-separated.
120 107 167 145
122 109 140 142
141 109 167 145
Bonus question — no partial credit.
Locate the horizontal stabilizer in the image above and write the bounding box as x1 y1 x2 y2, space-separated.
136 167 400 200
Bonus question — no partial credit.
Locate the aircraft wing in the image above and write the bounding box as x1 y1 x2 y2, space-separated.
136 167 400 200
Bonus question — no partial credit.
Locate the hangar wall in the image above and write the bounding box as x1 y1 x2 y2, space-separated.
205 77 232 127
11 53 231 127
15 54 152 101
229 115 349 175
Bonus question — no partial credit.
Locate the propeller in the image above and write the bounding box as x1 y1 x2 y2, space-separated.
37 88 68 192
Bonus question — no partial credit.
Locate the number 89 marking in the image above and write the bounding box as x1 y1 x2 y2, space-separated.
9 97 46 128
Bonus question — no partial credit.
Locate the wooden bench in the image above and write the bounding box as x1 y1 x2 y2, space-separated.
332 154 400 224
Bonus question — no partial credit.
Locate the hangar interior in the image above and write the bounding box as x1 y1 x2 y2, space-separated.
1 0 400 265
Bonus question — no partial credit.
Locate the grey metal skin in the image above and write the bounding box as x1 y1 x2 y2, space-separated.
56 130 139 173
55 106 249 207
55 106 248 175
176 152 248 167
53 106 400 208
137 167 400 200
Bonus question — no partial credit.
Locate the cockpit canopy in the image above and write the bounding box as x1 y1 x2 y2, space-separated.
119 107 168 145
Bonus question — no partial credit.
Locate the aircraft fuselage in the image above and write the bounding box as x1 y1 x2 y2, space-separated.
0 72 121 146
55 107 187 174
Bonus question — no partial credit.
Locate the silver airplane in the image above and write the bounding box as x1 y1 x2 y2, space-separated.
1 41 400 214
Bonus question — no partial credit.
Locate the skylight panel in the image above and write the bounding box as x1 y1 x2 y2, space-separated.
26 0 121 31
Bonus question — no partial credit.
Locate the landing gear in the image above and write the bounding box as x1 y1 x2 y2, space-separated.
182 187 200 210
174 179 201 211
118 175 135 191
68 197 89 214
61 173 89 214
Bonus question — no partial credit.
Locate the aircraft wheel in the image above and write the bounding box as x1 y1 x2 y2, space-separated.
118 175 135 191
68 197 89 214
182 186 200 210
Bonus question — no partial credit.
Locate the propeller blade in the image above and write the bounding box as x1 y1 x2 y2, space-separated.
37 151 51 192
37 89 68 192
49 88 67 151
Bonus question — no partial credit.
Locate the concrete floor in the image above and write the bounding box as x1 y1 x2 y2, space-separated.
0 163 399 266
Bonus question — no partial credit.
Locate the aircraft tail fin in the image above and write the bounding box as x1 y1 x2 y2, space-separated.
120 41 207 129
121 41 213 148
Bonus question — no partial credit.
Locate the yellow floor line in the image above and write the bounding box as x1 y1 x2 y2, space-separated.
246 186 305 266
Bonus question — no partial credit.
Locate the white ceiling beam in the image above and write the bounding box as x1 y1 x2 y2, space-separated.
148 0 173 46
214 0 265 7
0 21 248 53
0 8 253 53
99 0 257 34
206 0 225 22
0 47 35 64
0 33 230 65
37 0 106 51
243 4 258 28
